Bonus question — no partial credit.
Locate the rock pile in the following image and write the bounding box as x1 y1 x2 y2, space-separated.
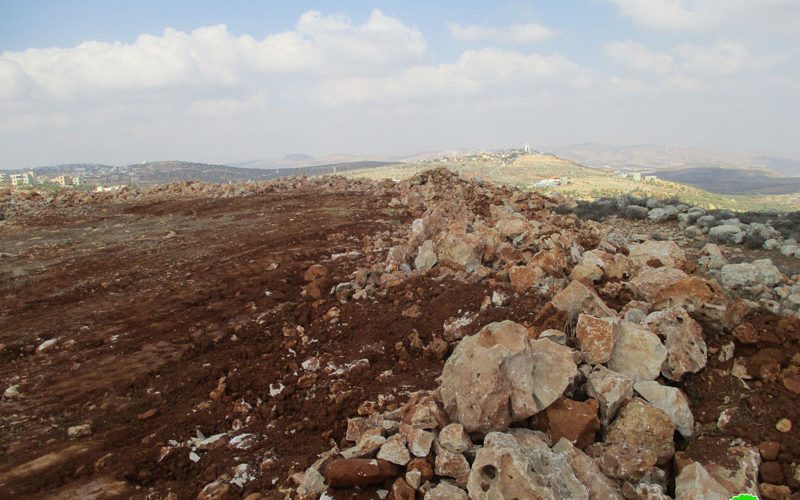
282 169 797 498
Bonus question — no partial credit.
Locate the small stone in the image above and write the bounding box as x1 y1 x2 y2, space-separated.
438 423 472 454
2 384 20 400
586 366 634 426
36 338 58 353
633 381 694 437
405 469 422 489
604 398 675 464
491 290 508 307
303 264 327 282
775 418 792 433
390 477 415 500
415 240 438 271
197 480 230 500
758 441 781 461
423 481 468 500
674 462 729 500
407 457 433 483
539 328 567 344
733 323 760 344
377 434 410 466
323 458 400 487
434 445 470 486
67 424 92 439
586 442 657 482
607 321 667 383
552 439 624 500
407 427 434 457
760 483 792 500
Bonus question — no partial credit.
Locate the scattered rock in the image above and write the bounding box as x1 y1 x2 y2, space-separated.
604 398 675 464
323 458 400 487
586 441 658 482
67 424 92 439
544 397 601 450
377 434 411 466
552 439 624 500
633 381 694 437
550 280 615 317
607 321 667 383
628 240 686 268
439 321 577 433
674 462 729 500
415 240 438 271
575 314 620 365
437 424 472 454
3 384 20 400
423 481 468 499
643 306 707 381
586 366 634 426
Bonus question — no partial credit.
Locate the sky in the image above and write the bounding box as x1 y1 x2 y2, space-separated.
1 0 799 167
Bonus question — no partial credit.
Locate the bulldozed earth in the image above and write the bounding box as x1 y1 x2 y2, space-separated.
0 169 798 499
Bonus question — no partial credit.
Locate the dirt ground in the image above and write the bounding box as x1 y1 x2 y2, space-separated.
0 187 546 498
2 182 799 499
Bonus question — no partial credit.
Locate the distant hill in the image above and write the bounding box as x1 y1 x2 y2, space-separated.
657 167 800 195
19 160 400 186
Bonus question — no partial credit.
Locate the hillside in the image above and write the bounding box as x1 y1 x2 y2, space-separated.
12 160 399 186
339 153 800 212
658 166 800 194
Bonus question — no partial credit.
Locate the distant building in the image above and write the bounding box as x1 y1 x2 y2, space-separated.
53 175 73 186
630 172 643 181
644 175 658 182
534 177 567 188
0 173 7 184
10 172 34 186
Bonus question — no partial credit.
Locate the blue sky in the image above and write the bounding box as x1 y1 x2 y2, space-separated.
1 1 799 166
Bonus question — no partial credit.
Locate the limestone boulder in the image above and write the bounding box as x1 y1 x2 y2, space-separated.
628 267 688 303
720 259 783 289
674 462 729 500
414 240 438 271
576 314 620 365
586 366 634 426
651 276 730 327
633 381 694 437
439 321 577 433
628 240 687 268
643 306 706 381
467 432 589 500
607 321 667 383
437 231 482 273
709 224 745 245
550 280 615 317
604 398 675 464
552 439 624 500
586 442 658 482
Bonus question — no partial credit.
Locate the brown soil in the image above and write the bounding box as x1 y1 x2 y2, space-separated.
0 188 551 498
683 311 800 490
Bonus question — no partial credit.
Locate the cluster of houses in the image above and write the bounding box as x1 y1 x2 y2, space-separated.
0 171 81 187
616 171 658 182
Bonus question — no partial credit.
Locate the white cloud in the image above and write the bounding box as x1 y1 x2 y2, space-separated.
0 10 427 100
608 0 800 35
605 39 780 82
316 48 586 107
603 41 674 74
448 22 556 43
